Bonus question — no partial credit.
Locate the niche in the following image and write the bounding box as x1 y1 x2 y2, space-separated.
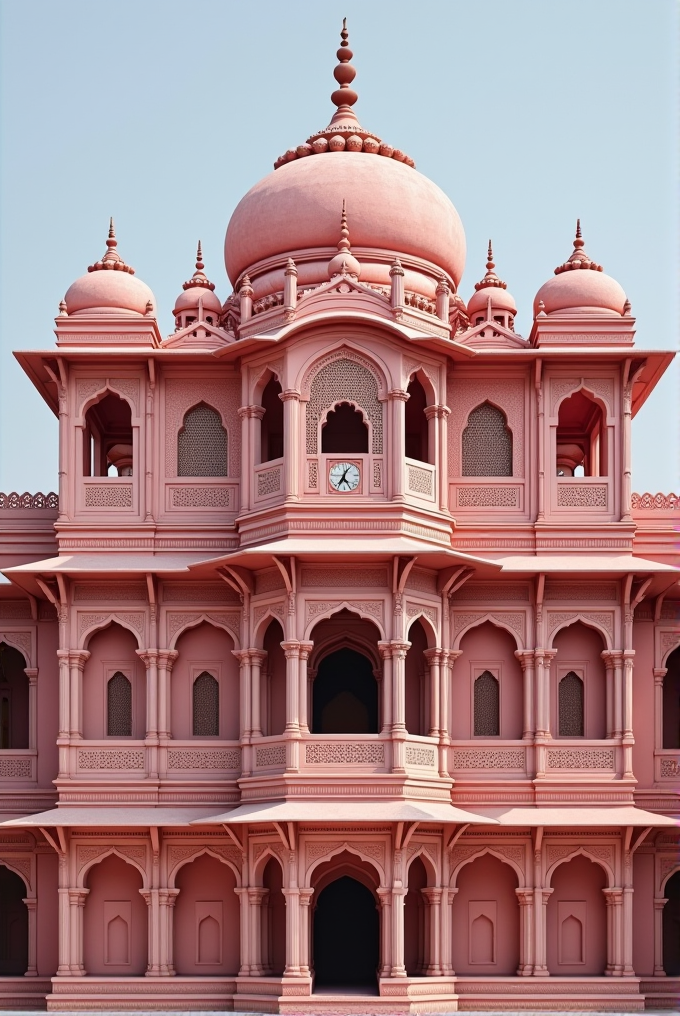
83 854 147 975
462 402 512 477
405 376 429 462
83 391 133 477
261 377 284 462
177 403 228 477
556 389 607 477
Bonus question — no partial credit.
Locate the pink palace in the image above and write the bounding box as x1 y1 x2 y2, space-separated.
0 21 678 1015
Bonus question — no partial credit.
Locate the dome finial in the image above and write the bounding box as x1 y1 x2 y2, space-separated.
486 239 495 272
182 240 216 292
196 240 204 271
474 238 507 291
338 199 351 252
554 219 603 274
107 217 117 247
88 218 134 274
330 18 359 125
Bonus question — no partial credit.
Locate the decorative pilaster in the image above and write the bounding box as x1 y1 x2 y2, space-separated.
653 897 668 976
282 887 301 976
156 650 178 741
56 854 70 975
440 651 461 777
622 649 635 778
421 887 443 975
423 649 443 739
298 888 313 975
602 650 616 737
23 668 38 751
390 886 407 977
653 669 667 751
68 888 89 975
533 888 552 976
234 887 251 975
247 887 269 975
514 651 535 741
376 887 392 977
603 887 624 975
23 897 37 976
378 642 393 736
280 391 301 501
298 642 313 734
137 650 159 778
250 650 267 739
390 640 410 773
515 889 534 975
68 650 90 740
388 390 409 501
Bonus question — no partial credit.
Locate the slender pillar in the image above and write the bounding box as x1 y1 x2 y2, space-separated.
613 651 624 738
234 887 251 975
603 888 624 975
137 650 159 779
389 390 409 501
422 887 442 975
23 668 38 752
535 365 545 521
533 888 552 976
247 887 268 975
69 651 89 740
23 898 37 976
283 888 301 976
159 888 179 975
378 643 393 736
442 887 457 975
56 853 70 975
298 642 313 735
156 650 178 741
653 669 667 751
298 888 313 976
281 642 301 733
139 888 159 975
622 649 635 778
238 406 251 513
390 887 407 976
250 650 267 739
653 897 668 976
436 406 450 513
621 379 633 521
69 888 89 975
391 640 410 773
376 888 392 978
281 391 301 501
515 651 535 740
602 651 615 737
424 649 443 739
515 889 534 975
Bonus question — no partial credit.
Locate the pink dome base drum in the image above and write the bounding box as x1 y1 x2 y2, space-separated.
0 21 678 1015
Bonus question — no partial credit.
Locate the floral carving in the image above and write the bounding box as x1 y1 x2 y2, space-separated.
545 583 617 601
452 748 525 770
167 749 241 770
632 492 679 511
76 378 107 412
306 841 343 864
547 611 614 641
0 758 32 778
301 568 388 588
448 377 524 477
109 378 140 415
75 583 147 602
547 748 615 769
0 491 59 510
305 743 384 764
452 611 525 646
77 749 144 770
457 486 520 508
0 631 32 662
659 758 680 779
557 483 608 508
84 484 133 508
162 582 239 604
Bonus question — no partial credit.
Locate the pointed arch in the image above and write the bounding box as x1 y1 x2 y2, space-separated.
252 845 286 886
304 600 385 640
310 630 381 676
177 402 228 477
406 845 438 886
80 614 144 650
0 632 31 667
252 607 286 648
407 612 438 647
462 401 513 477
453 613 525 651
79 384 137 420
167 612 240 650
449 845 526 889
547 613 611 650
167 845 242 888
405 365 437 406
304 840 386 889
545 846 615 889
78 846 149 889
0 859 31 895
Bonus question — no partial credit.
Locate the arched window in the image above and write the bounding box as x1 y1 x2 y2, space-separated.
84 391 133 477
312 647 378 734
405 376 429 462
0 642 29 749
107 672 132 737
556 389 607 476
462 403 512 476
192 671 219 736
177 403 228 476
559 672 584 736
261 376 284 462
663 870 680 975
663 646 680 749
321 403 368 453
474 671 500 736
0 866 28 974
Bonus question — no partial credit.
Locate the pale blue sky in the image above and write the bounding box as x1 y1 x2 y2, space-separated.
0 0 677 493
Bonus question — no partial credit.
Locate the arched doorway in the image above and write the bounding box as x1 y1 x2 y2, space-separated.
663 870 680 975
312 647 378 733
547 855 606 975
173 854 240 975
0 866 28 974
313 876 379 991
0 643 29 749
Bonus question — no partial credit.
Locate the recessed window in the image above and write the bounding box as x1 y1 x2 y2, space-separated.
462 403 512 477
559 672 584 736
193 671 219 737
474 671 499 736
107 672 132 737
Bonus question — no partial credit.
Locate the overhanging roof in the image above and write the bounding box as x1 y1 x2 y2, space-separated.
495 554 678 575
472 805 677 827
192 800 496 825
0 807 220 828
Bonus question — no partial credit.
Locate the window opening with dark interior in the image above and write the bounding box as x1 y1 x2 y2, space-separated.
321 402 368 453
663 646 680 750
0 866 28 974
261 376 284 462
474 670 500 736
312 647 378 734
177 403 228 477
193 671 219 736
0 643 28 750
556 389 607 477
83 391 133 477
462 402 512 476
405 376 429 462
107 671 132 737
558 671 584 736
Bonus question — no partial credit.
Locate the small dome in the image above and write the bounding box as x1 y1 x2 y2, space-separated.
467 241 516 317
173 242 222 317
64 220 155 317
534 221 626 317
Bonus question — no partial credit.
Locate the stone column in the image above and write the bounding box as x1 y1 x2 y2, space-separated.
298 642 314 735
281 642 301 734
23 897 37 976
281 391 301 501
535 368 545 521
389 390 409 501
156 650 178 741
390 887 407 977
238 406 251 513
137 650 159 779
282 888 301 976
613 650 624 738
159 888 179 975
622 650 635 778
514 651 535 740
139 889 159 975
603 887 624 976
423 649 443 739
653 669 667 751
234 887 251 975
621 380 633 522
435 406 450 513
56 854 70 975
390 641 410 773
23 668 38 752
653 897 668 976
56 650 70 778
247 887 268 975
378 643 393 736
249 650 267 739
69 651 90 740
376 888 392 978
440 651 461 778
515 889 534 975
298 888 313 976
602 651 616 737
422 887 443 975
533 888 552 976
69 888 89 975
441 887 457 975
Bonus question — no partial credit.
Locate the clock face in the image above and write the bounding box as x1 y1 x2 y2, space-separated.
329 461 361 492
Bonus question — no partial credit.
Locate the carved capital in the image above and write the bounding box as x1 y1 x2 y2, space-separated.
388 388 410 402
157 649 179 672
281 640 302 659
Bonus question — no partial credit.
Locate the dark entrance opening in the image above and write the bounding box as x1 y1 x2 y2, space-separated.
312 648 378 734
313 876 379 991
0 866 28 974
663 870 680 975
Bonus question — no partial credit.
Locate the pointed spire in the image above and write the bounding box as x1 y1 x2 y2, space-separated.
554 219 603 274
88 218 135 274
183 240 215 291
330 18 359 125
473 239 507 291
328 199 360 279
338 199 351 252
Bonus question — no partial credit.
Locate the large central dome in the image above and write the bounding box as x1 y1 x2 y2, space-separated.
224 23 466 302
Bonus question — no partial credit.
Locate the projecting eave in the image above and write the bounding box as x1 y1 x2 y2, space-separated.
472 806 677 828
189 536 501 576
493 553 679 575
0 807 220 828
192 800 497 826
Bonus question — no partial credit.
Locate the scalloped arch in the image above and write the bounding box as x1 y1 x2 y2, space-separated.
547 613 611 650
453 613 525 651
305 601 386 640
545 846 614 889
449 845 525 889
661 862 680 895
252 845 285 885
80 384 137 420
304 840 386 889
78 846 148 889
406 845 437 885
407 612 438 647
168 845 241 888
81 614 144 651
168 613 240 651
0 858 32 894
0 631 32 667
299 343 389 400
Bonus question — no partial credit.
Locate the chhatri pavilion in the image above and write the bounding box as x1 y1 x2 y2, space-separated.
0 21 677 1014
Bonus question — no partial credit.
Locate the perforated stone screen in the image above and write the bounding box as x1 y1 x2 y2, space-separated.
193 671 219 736
462 403 512 477
107 672 132 737
559 671 584 736
474 670 500 736
178 404 228 477
306 359 382 455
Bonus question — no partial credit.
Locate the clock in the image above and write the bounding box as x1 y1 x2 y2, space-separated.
329 461 361 492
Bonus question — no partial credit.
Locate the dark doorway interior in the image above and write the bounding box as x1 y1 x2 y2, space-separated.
312 648 378 733
313 876 379 990
0 866 28 974
663 870 680 976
